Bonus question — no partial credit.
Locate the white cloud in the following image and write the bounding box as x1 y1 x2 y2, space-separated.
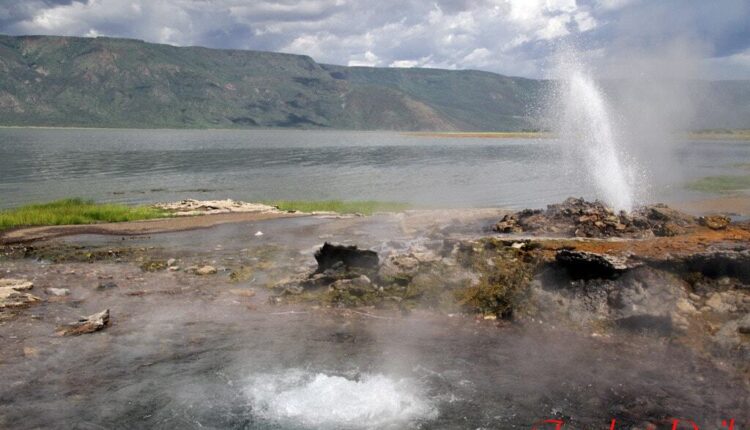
0 0 747 79
595 0 638 11
347 50 379 67
535 13 571 40
463 47 492 64
389 59 419 68
574 11 597 32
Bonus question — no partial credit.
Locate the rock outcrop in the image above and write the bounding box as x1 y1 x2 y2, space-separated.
555 249 635 279
154 199 280 216
0 278 41 309
494 197 702 238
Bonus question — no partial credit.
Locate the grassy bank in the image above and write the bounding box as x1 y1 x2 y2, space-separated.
268 200 410 215
686 175 750 194
0 199 168 230
405 131 551 139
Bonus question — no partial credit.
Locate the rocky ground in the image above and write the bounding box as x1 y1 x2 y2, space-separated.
0 199 748 426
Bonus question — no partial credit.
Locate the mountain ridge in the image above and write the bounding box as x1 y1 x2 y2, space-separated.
0 34 748 131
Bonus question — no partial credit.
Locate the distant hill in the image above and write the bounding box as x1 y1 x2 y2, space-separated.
0 35 748 131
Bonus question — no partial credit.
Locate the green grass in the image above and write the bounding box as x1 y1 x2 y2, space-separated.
0 198 168 230
686 175 750 194
267 200 410 215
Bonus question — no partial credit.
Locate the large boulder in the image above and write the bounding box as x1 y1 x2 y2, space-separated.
314 242 378 273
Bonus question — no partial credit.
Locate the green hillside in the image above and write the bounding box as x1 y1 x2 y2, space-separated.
0 34 747 131
0 34 542 130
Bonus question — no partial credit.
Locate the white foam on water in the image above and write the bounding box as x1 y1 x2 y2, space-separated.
552 52 638 211
244 370 437 429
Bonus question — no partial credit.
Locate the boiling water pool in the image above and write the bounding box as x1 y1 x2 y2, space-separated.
0 292 746 429
245 371 436 428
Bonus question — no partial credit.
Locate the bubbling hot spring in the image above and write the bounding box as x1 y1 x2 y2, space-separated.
244 370 436 429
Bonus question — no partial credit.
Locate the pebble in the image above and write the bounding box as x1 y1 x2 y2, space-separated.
676 298 697 314
229 288 256 297
97 282 118 290
195 265 217 276
46 288 70 296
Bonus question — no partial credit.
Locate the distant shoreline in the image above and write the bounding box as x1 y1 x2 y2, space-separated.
405 131 553 139
1 125 750 140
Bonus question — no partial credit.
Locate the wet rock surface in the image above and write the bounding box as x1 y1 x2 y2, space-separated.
0 202 748 428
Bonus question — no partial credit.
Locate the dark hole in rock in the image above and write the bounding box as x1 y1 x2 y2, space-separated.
682 251 750 283
314 242 379 274
555 249 629 280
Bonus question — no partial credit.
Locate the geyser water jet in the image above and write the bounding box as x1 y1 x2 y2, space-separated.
551 52 637 211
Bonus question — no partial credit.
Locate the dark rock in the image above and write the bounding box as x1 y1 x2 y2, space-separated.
96 281 118 290
314 242 378 273
555 249 632 279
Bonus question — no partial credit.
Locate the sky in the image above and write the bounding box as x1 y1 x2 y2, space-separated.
0 0 748 79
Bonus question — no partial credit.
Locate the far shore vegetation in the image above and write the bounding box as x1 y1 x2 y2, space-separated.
3 126 750 140
686 175 750 194
0 199 168 230
687 129 750 140
407 129 750 140
268 200 410 215
405 131 553 139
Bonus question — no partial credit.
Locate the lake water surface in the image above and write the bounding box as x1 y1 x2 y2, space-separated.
1 128 747 209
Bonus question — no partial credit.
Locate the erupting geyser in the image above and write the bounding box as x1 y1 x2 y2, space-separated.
552 52 637 211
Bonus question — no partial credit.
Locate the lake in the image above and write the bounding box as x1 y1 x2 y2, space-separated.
0 128 747 209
